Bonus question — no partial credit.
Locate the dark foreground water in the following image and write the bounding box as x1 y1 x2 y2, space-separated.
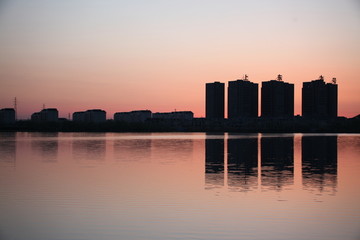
0 132 359 240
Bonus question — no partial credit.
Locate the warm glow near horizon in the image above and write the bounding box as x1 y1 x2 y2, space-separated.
0 0 359 119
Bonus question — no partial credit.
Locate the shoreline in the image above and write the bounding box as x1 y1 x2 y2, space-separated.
1 117 359 133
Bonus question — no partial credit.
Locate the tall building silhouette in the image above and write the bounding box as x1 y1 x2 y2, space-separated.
302 76 338 119
261 75 294 118
228 76 258 119
206 82 224 119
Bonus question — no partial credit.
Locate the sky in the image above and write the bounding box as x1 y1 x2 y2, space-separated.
0 0 359 119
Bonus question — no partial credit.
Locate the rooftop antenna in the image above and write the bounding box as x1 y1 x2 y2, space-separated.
14 97 17 121
244 74 249 81
332 77 337 84
42 104 45 110
277 74 283 81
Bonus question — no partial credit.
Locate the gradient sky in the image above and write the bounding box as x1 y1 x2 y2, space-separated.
0 0 359 119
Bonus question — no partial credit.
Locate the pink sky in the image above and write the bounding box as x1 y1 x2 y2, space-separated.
0 0 359 119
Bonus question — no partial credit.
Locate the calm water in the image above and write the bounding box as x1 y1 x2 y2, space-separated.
0 132 359 240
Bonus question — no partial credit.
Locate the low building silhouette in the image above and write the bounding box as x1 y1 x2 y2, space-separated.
73 111 86 122
228 76 258 119
31 108 58 122
152 111 193 120
73 109 106 123
206 81 225 119
31 112 41 121
0 108 16 124
302 76 338 119
261 75 294 119
114 110 152 123
86 109 106 122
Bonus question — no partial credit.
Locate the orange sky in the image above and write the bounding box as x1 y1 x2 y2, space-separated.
0 0 359 119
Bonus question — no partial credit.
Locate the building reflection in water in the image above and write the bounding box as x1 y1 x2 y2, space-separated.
0 132 16 168
302 135 337 194
114 137 151 162
72 133 106 162
205 133 225 189
227 134 258 192
261 136 294 191
31 132 58 162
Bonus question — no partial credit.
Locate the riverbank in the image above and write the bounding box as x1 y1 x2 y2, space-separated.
1 116 359 133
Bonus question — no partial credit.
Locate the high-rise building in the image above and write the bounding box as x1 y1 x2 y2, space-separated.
302 76 338 119
206 82 224 119
228 76 258 119
261 75 294 118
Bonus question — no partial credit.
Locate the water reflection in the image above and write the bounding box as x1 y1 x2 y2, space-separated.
0 133 358 240
30 132 58 162
114 138 151 162
204 134 340 194
205 133 224 189
72 133 106 162
302 136 337 194
227 134 258 192
261 136 294 191
0 132 16 168
151 138 193 164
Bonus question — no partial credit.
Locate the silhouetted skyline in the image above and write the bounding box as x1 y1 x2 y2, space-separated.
205 75 337 120
0 1 359 119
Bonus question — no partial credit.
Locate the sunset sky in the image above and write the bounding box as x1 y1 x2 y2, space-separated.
0 0 359 119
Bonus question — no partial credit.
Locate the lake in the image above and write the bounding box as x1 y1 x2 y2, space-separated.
0 132 359 240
